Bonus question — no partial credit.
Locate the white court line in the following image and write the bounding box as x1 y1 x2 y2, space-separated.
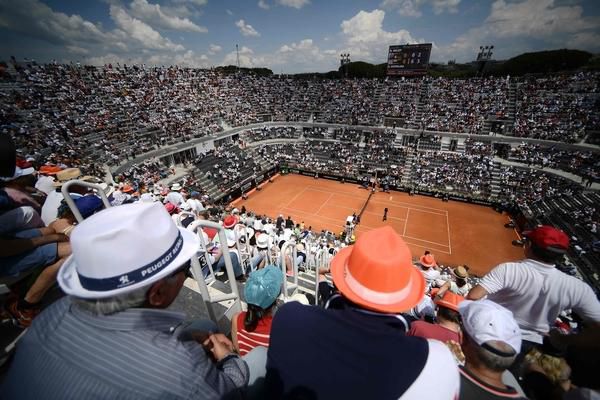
402 235 450 247
369 199 447 216
370 197 449 214
282 185 309 208
280 206 341 224
356 226 451 254
359 224 450 247
446 213 452 255
363 211 405 222
315 193 334 215
403 209 409 236
307 185 371 201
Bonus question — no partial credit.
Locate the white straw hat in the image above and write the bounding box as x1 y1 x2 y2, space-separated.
58 202 199 299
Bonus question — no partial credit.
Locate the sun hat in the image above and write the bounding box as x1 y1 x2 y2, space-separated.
452 266 469 279
244 265 283 309
330 226 425 313
223 215 238 229
57 202 200 299
433 290 465 312
0 166 35 182
55 168 82 182
253 219 264 232
419 253 437 268
139 193 155 203
256 233 270 250
171 183 182 191
523 225 569 254
459 299 522 354
39 165 63 175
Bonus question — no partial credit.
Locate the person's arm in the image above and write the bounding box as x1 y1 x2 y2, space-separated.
0 233 69 257
231 313 240 353
435 281 451 299
466 284 489 300
203 333 249 388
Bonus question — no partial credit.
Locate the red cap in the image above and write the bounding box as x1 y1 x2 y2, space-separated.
524 226 569 254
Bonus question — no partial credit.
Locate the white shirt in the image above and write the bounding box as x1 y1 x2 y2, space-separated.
480 258 600 343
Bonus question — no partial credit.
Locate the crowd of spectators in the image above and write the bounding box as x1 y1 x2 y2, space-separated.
2 61 598 179
514 72 599 142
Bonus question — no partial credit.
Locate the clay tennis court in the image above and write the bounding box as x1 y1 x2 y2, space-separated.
236 174 523 276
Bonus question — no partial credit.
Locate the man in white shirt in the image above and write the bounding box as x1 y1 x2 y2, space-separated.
467 225 600 348
163 183 185 207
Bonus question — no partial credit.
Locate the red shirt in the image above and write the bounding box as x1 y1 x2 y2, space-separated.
235 312 273 356
407 320 461 344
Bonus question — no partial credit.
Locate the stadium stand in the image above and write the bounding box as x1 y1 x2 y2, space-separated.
1 60 599 399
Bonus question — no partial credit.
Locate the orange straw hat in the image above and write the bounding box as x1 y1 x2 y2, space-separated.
419 253 437 268
330 226 425 313
433 291 465 312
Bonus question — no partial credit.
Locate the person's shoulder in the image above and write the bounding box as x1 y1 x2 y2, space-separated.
273 302 323 328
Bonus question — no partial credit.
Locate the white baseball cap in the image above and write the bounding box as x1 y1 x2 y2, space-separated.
58 202 199 299
459 299 522 354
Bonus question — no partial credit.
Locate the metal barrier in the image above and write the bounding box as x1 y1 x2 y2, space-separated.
186 219 217 285
175 211 196 227
61 180 112 222
279 240 299 300
186 220 243 324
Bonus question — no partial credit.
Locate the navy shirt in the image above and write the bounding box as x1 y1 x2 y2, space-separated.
264 301 446 399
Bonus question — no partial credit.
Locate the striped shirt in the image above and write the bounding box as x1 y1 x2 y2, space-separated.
235 312 272 356
1 296 249 400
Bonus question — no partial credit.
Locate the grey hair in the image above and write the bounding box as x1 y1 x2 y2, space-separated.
72 285 150 315
473 340 518 372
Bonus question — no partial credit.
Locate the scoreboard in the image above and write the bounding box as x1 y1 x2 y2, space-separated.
387 43 433 77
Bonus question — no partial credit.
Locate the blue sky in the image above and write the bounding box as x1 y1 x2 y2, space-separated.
0 0 598 73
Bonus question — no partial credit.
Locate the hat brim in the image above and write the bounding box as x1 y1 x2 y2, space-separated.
330 246 426 313
57 227 199 299
419 256 437 268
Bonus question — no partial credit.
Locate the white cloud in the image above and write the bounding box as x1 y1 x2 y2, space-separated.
277 0 310 9
66 45 90 55
128 0 207 32
485 0 598 38
435 0 600 62
226 9 233 15
258 0 270 10
235 19 260 37
340 9 420 62
110 5 185 51
208 43 222 55
381 0 460 17
0 0 110 46
170 0 207 6
222 46 267 68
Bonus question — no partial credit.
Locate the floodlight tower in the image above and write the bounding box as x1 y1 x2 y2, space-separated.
340 53 351 78
476 45 494 76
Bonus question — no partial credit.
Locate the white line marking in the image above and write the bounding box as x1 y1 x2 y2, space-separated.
446 212 452 255
369 200 447 216
359 224 450 247
356 226 451 254
282 186 308 208
403 209 409 236
315 193 334 215
369 198 448 214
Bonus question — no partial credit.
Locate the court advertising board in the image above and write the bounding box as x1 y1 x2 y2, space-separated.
387 43 433 76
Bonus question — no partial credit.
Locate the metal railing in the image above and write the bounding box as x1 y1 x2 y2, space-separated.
61 180 112 222
186 220 243 324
